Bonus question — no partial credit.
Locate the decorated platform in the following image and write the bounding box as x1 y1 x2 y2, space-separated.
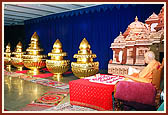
69 74 123 111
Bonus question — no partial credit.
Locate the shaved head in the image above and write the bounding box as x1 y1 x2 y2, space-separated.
144 51 155 64
145 51 155 60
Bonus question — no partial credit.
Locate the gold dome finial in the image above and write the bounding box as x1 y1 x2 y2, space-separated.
79 38 91 50
31 32 39 41
17 41 22 47
120 31 122 35
5 43 11 52
135 16 138 21
16 41 22 52
52 39 62 53
53 39 62 49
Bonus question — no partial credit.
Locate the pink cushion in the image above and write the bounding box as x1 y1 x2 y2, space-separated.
114 81 156 106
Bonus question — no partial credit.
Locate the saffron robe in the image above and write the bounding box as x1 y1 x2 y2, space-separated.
127 60 161 83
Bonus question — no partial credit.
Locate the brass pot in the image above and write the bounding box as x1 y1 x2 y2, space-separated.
46 60 70 81
71 62 99 78
23 32 47 75
71 38 99 78
23 57 46 75
46 39 70 81
11 57 24 71
4 43 12 71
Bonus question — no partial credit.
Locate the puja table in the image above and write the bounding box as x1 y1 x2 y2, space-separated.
69 74 124 111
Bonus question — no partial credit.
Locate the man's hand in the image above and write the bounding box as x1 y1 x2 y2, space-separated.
124 75 135 80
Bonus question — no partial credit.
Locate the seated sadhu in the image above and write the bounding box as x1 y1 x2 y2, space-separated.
124 51 161 83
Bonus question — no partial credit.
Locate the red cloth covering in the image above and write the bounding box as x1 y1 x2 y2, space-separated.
114 81 156 106
15 70 53 78
64 71 72 74
42 68 49 71
33 73 53 78
15 70 28 73
69 78 115 111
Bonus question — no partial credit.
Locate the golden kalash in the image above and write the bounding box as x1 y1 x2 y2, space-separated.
23 32 47 75
4 43 12 71
71 38 99 78
11 41 25 71
46 39 70 81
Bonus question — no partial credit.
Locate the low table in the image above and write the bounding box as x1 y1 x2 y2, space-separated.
69 78 115 111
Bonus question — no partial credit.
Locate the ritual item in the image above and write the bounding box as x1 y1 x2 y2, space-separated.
71 38 99 78
46 39 70 81
11 41 25 71
23 32 47 75
4 43 12 71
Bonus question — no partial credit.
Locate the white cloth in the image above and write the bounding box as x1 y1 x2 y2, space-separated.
86 74 125 85
128 67 140 75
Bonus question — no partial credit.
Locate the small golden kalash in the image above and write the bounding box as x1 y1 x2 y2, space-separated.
71 38 99 78
11 41 25 71
46 39 70 81
4 43 12 71
23 32 47 75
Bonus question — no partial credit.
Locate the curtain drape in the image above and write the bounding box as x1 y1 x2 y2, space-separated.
24 4 163 70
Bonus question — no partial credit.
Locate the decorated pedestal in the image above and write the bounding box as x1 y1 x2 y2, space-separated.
11 41 25 71
46 39 70 81
23 32 47 75
71 38 99 79
4 43 12 71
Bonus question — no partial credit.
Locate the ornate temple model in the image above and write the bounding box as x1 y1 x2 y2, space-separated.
11 41 25 71
111 16 151 65
71 38 99 78
154 6 164 32
109 6 164 75
4 43 12 71
23 32 47 75
46 39 70 81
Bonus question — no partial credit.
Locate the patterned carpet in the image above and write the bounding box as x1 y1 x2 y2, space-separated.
31 79 69 89
43 102 97 111
33 91 68 106
4 70 69 90
19 91 69 111
19 103 54 111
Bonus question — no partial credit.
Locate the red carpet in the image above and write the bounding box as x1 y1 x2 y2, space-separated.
64 71 72 74
19 103 53 111
15 70 28 73
33 73 54 78
42 68 49 71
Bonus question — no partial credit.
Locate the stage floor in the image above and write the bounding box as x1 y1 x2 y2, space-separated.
4 72 78 111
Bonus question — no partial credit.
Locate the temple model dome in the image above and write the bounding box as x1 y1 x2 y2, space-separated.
123 16 149 37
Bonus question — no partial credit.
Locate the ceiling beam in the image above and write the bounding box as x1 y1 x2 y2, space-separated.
41 4 71 10
4 19 24 22
5 9 43 16
4 17 24 21
7 4 56 14
71 4 85 7
4 13 32 18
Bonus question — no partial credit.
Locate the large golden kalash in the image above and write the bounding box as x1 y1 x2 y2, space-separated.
4 43 12 71
71 38 99 78
46 39 70 81
23 32 47 75
11 41 25 71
